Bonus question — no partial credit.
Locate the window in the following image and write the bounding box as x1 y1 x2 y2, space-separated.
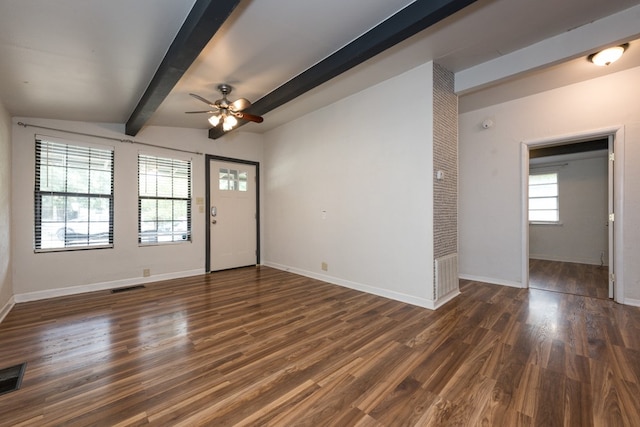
138 154 191 244
35 138 114 251
529 172 559 223
218 168 248 191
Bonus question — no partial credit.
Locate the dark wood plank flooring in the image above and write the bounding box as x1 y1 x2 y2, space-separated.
530 259 609 299
1 266 639 426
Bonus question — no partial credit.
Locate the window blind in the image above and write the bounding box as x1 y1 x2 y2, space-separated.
34 138 114 251
138 154 192 244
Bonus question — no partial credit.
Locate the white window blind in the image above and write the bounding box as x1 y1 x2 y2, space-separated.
34 138 114 251
138 154 192 244
529 172 559 223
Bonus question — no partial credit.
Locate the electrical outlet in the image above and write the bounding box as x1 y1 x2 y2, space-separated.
143 268 150 277
321 262 328 271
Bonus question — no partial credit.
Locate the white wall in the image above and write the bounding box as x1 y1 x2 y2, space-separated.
529 154 608 265
0 99 13 319
11 118 263 300
459 65 640 304
263 62 436 307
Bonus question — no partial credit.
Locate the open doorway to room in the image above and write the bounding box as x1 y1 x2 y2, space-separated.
527 138 609 298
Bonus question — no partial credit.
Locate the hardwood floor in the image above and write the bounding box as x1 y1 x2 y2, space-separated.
529 259 609 299
1 266 639 426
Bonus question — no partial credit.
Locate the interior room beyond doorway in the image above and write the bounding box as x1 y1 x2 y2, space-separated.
528 138 609 299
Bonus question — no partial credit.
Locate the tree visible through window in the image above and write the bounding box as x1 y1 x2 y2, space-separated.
34 138 114 250
529 172 559 223
138 154 191 244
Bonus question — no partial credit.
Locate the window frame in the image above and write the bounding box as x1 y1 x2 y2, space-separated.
138 152 192 245
34 137 114 252
528 170 560 225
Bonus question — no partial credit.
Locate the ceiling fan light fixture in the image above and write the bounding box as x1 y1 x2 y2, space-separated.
208 114 221 126
589 44 628 66
188 84 263 132
223 115 238 131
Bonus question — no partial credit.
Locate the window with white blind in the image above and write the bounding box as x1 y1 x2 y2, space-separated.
529 172 559 223
34 138 114 251
138 154 191 244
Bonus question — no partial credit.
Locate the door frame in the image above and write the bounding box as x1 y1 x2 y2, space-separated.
205 155 260 272
520 125 625 303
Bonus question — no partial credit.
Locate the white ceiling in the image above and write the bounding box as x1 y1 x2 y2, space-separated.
1 0 639 135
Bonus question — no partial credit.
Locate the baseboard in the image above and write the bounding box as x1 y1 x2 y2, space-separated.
433 290 461 310
0 296 15 324
529 254 607 266
263 261 438 310
459 274 525 289
624 298 640 308
14 269 205 303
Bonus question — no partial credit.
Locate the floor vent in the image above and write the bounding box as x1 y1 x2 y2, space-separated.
111 285 146 294
0 363 26 396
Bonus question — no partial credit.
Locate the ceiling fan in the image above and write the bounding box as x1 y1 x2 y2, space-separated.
186 84 263 131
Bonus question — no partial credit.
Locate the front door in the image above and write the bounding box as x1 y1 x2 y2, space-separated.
209 159 257 271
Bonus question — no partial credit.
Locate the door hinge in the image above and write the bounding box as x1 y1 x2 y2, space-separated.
609 152 615 161
609 213 615 222
610 273 615 282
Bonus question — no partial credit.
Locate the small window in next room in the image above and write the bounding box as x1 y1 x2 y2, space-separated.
138 154 192 244
529 171 559 223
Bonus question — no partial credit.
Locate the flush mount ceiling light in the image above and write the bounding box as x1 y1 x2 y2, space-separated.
185 84 263 132
588 43 629 66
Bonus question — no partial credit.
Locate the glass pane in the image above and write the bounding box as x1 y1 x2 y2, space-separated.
219 168 229 190
140 173 157 197
529 184 557 198
90 170 112 194
530 173 557 185
156 174 173 197
40 195 67 248
173 177 189 198
67 167 89 193
40 165 67 192
229 169 238 191
238 171 248 192
529 210 559 222
140 199 158 222
157 200 173 221
529 197 557 210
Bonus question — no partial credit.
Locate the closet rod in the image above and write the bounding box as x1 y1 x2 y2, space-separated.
17 122 203 156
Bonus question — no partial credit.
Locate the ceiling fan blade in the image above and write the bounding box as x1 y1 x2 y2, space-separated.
189 93 219 108
235 112 264 123
185 110 217 114
230 98 251 111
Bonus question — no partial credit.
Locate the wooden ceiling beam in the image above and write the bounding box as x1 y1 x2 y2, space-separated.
209 0 477 139
125 0 240 136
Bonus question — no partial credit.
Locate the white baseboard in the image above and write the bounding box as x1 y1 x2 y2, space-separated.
14 269 205 303
0 296 15 324
263 261 438 310
624 298 640 308
459 274 525 289
433 290 461 310
529 254 607 266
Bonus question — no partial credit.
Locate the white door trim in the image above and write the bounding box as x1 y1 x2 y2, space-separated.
520 125 625 303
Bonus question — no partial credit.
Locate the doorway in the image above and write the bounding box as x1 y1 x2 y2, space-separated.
521 127 624 303
206 155 260 272
528 138 608 298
